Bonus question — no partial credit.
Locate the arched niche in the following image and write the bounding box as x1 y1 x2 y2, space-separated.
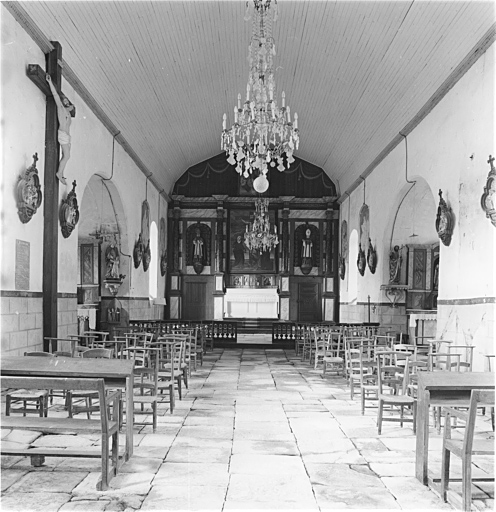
78 176 130 303
385 177 439 312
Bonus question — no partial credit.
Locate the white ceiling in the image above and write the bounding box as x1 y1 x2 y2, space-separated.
9 1 496 197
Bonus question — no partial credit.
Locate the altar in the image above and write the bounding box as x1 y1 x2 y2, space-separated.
224 288 279 319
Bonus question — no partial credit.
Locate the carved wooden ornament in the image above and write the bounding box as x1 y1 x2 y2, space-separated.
367 238 377 274
357 243 366 276
133 233 144 269
17 153 43 223
435 189 454 246
59 180 79 238
481 155 496 227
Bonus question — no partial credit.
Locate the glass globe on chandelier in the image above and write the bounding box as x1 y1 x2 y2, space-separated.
245 198 279 253
222 0 299 194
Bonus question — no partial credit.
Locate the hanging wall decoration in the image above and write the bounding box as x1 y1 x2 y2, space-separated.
357 243 366 276
59 180 79 238
435 189 454 246
367 238 377 274
133 233 144 269
17 153 43 223
481 155 496 227
186 222 211 275
339 220 348 280
143 240 151 272
141 199 150 271
159 217 167 276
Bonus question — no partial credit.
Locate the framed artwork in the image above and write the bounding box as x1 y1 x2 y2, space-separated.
229 209 277 273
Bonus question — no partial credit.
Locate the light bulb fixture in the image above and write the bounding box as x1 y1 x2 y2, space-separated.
244 197 279 253
221 0 299 192
253 173 269 193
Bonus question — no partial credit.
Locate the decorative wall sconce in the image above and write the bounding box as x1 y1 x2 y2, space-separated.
17 153 43 223
357 243 366 276
481 155 496 227
59 180 79 238
367 238 377 274
435 189 454 246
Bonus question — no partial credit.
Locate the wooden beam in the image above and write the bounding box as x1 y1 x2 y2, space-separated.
42 42 62 347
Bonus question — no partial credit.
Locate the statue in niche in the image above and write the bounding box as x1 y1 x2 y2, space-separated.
186 222 211 275
294 223 319 275
105 242 120 279
389 245 402 284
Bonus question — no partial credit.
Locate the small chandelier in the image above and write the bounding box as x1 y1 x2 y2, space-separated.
222 0 299 194
244 198 279 252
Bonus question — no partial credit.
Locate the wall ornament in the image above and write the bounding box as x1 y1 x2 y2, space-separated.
357 243 366 276
59 180 79 238
17 153 43 223
143 239 151 272
338 255 346 280
435 189 454 246
133 233 144 269
367 238 377 274
481 155 496 227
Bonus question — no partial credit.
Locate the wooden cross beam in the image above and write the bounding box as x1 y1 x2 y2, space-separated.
27 42 76 348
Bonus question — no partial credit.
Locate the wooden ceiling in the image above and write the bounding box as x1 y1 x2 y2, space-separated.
8 1 495 197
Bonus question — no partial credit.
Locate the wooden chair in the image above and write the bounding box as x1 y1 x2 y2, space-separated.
66 348 113 418
155 339 182 414
5 352 54 417
441 389 495 511
322 330 344 376
131 358 159 432
376 353 416 434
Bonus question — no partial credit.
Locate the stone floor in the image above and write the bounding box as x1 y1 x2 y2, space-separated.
1 348 494 511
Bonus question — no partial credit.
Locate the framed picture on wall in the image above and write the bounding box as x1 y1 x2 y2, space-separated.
229 209 277 273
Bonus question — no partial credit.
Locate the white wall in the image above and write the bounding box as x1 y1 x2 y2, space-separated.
1 7 169 353
340 43 495 369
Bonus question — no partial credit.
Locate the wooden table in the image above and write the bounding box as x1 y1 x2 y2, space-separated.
1 356 135 462
415 371 495 485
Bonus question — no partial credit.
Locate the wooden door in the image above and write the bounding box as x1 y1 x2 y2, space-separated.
298 282 321 322
183 281 207 320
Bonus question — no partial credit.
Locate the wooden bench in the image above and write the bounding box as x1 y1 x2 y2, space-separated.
1 376 121 491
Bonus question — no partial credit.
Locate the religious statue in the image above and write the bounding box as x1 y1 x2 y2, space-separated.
105 243 120 279
232 235 246 268
302 228 313 260
46 74 74 185
389 245 402 284
192 228 205 274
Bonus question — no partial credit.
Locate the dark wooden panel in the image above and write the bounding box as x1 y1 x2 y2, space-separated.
298 282 321 323
183 281 207 320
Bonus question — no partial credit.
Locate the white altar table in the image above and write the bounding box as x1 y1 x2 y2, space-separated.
224 288 279 319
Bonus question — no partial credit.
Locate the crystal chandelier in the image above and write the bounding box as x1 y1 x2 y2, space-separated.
244 198 279 252
222 0 299 194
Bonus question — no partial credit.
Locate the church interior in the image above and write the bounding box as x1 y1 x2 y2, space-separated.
1 1 495 510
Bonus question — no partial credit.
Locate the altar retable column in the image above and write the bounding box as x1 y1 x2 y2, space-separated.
168 198 182 319
213 195 227 320
279 198 293 321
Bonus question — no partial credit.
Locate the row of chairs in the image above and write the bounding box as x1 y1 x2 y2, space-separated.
5 325 209 433
321 332 494 512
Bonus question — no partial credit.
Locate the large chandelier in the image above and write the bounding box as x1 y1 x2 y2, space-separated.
244 198 279 252
222 0 299 194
